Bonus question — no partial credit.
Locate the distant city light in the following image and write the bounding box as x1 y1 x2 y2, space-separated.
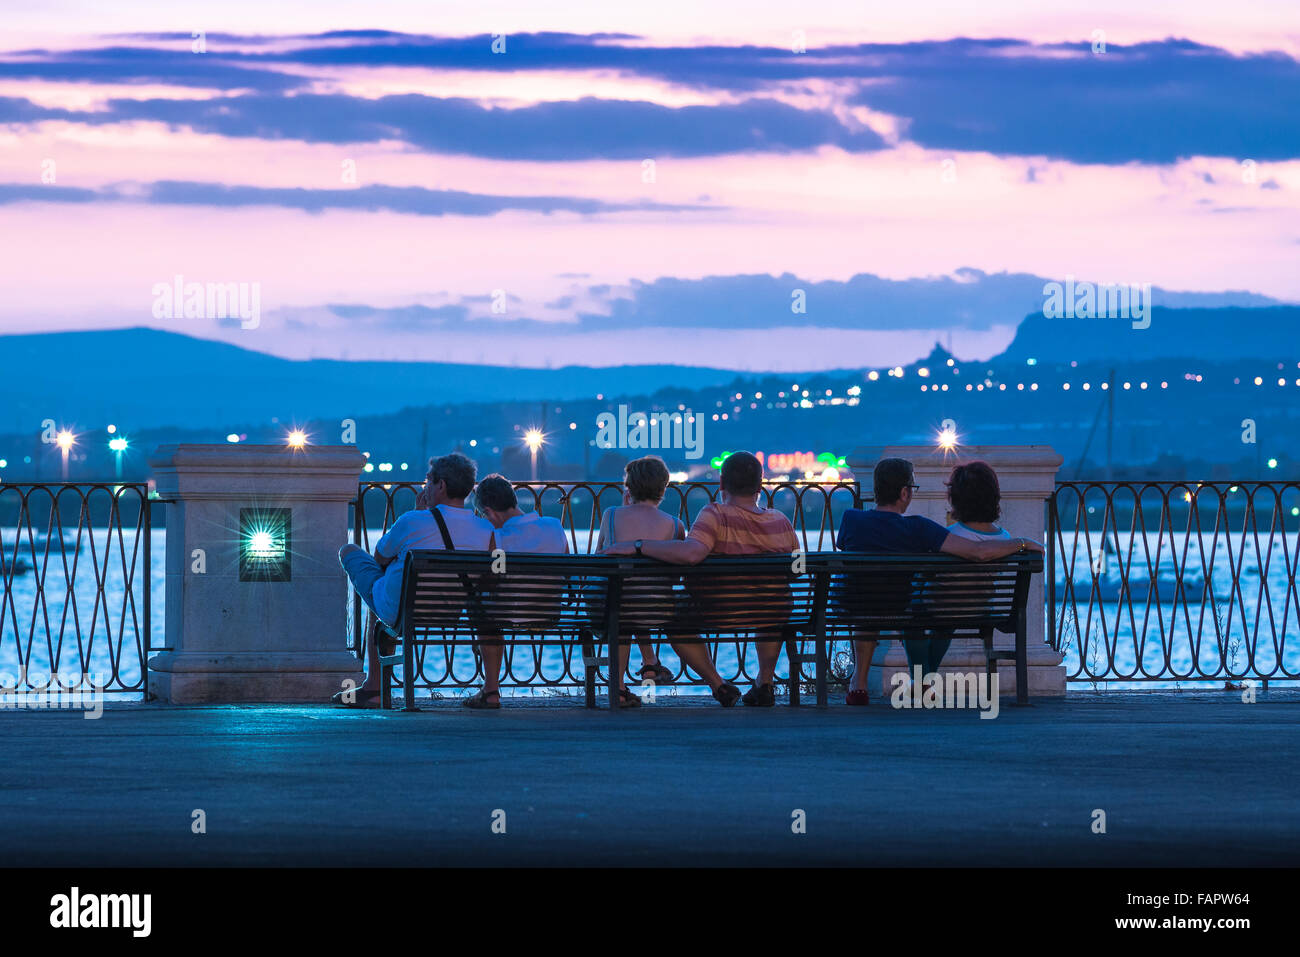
946 358 955 367
669 471 689 483
867 371 879 381
1026 358 1037 366
106 424 116 434
846 386 860 397
1255 377 1264 386
400 463 408 470
1062 383 1070 390
56 430 75 451
1030 383 1039 391
469 440 477 447
109 437 128 452
0 459 6 469
1161 381 1168 389
1268 458 1278 469
569 422 577 430
1123 382 1132 390
1140 382 1148 390
287 429 308 449
937 427 958 451
227 434 240 443
363 463 375 472
918 367 930 378
1082 382 1091 391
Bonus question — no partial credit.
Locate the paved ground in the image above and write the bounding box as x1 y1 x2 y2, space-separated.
0 690 1296 866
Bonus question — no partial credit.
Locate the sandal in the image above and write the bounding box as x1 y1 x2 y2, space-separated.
331 688 382 709
617 687 643 709
461 689 501 710
638 661 674 685
712 682 741 708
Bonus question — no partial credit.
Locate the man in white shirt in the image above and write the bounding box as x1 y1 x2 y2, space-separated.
464 474 570 709
333 452 493 707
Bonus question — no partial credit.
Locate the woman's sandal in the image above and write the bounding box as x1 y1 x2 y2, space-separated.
638 662 675 685
461 689 501 710
331 688 382 709
617 687 643 708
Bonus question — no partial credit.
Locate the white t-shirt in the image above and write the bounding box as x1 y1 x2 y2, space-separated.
947 521 1012 542
491 512 569 554
482 512 568 626
372 505 494 622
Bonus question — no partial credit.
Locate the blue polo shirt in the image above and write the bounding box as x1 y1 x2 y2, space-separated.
836 508 950 554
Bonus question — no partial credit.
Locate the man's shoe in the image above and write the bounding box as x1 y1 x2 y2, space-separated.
846 689 870 706
742 682 776 707
712 682 741 707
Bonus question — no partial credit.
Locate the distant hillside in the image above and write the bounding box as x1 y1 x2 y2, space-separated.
1000 306 1300 363
0 328 755 432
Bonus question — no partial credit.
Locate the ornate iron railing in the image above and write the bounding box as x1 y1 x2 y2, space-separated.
0 483 154 696
1048 481 1300 686
349 479 864 695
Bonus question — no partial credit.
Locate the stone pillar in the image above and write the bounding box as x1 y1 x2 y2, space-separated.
845 445 1066 697
147 444 366 703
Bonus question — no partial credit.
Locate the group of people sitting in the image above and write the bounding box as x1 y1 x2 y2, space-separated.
335 449 1043 710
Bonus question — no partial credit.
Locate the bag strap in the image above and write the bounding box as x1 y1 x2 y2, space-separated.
430 504 456 550
430 505 487 628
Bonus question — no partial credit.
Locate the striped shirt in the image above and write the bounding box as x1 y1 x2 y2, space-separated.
688 502 799 555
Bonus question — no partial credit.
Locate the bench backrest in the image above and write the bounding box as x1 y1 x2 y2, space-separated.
392 550 1041 637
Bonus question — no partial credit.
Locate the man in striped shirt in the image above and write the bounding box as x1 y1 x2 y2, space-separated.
604 451 799 707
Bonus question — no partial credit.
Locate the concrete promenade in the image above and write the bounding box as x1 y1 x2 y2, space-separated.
1 691 1296 867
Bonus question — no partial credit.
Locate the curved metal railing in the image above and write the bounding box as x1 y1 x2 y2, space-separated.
0 483 153 696
1049 481 1300 685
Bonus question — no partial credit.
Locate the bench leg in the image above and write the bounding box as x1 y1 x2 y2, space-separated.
982 627 997 700
402 631 417 712
785 632 800 707
815 634 828 708
607 633 621 711
1014 612 1030 707
380 658 392 710
582 636 596 709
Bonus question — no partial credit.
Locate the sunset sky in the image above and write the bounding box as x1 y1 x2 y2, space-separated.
1 1 1296 369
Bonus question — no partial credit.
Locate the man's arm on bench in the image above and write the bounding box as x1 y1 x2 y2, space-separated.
940 533 1043 562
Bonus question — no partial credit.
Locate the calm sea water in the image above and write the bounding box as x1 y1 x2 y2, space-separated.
2 529 1297 692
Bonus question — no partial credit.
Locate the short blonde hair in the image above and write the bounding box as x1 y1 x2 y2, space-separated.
624 455 671 503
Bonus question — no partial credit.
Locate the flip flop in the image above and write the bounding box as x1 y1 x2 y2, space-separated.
331 688 382 709
617 687 643 709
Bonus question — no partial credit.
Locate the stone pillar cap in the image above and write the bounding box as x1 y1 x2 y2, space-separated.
150 443 366 471
848 444 1063 471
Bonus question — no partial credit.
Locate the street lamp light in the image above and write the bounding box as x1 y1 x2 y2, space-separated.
56 430 75 481
523 428 545 481
109 436 128 479
287 429 308 449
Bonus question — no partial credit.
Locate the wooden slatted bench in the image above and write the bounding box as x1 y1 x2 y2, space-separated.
373 549 1042 709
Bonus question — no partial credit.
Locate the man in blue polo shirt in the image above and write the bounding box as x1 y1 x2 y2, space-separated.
836 457 1042 705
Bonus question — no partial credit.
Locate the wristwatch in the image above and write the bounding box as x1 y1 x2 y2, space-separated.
1016 538 1027 552
634 540 644 556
